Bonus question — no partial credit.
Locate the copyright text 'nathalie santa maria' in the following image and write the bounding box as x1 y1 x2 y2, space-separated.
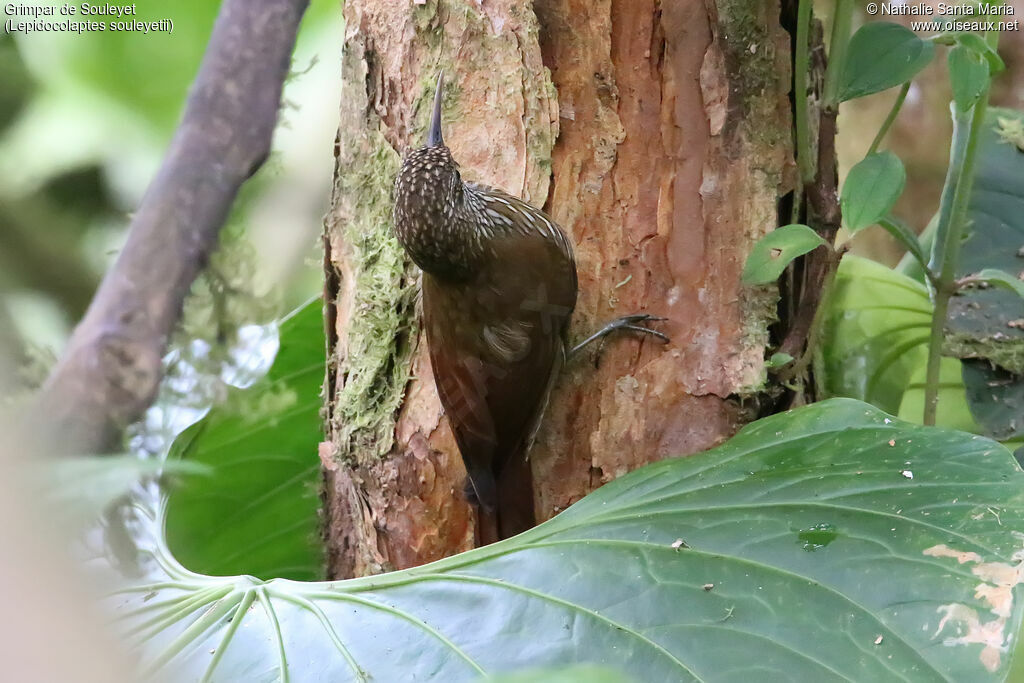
864 2 1019 32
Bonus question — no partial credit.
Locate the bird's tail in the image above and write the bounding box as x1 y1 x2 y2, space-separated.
496 454 535 540
465 459 535 545
464 465 499 545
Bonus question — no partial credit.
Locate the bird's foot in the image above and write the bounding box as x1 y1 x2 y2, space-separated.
568 313 669 361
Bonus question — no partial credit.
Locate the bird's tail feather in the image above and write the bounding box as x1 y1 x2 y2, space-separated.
465 459 535 545
496 454 535 540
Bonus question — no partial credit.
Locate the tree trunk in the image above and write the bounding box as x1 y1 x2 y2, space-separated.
322 0 796 578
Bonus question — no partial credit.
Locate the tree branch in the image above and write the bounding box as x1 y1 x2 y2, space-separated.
34 0 309 453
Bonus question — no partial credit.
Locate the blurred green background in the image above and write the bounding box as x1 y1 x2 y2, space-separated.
0 0 340 368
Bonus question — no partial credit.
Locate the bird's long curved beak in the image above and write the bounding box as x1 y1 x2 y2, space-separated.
427 70 445 148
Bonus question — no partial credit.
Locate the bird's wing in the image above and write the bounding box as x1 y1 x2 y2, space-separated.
423 225 576 513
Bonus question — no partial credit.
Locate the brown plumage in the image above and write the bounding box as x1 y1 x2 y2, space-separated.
393 72 665 542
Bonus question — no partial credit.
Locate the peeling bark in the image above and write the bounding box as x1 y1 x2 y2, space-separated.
324 0 795 577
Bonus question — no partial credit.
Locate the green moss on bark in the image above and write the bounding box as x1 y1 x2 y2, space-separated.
331 136 419 464
716 0 788 150
944 333 1024 375
326 43 421 464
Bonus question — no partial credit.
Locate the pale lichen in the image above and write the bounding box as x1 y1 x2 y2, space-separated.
996 115 1024 152
924 534 1024 673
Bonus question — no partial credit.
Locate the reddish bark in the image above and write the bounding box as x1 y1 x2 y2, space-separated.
530 0 793 518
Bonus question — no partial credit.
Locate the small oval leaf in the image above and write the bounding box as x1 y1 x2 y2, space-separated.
839 22 935 102
742 224 826 285
841 152 907 232
949 45 989 112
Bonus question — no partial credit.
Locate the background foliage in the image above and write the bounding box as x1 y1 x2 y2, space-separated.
0 0 338 360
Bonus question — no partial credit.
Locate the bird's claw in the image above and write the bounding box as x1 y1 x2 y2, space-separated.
619 324 670 344
618 313 667 324
568 313 671 359
603 314 670 343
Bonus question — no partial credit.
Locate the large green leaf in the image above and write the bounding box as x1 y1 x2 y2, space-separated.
165 299 325 581
948 108 1024 370
111 399 1024 681
841 152 906 232
822 257 1020 443
822 255 932 413
947 108 1024 439
898 356 984 434
962 360 1024 441
488 666 635 683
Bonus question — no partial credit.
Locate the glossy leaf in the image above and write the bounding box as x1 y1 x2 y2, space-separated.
111 399 1024 682
949 45 989 112
947 108 1024 438
766 352 794 370
962 360 1024 440
897 359 1024 450
839 23 935 102
947 108 1024 371
742 224 825 285
822 257 1014 440
165 299 325 581
488 666 636 683
822 255 931 414
899 357 984 434
842 152 907 232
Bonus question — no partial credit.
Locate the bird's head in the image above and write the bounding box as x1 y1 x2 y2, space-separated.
394 71 463 223
393 71 478 277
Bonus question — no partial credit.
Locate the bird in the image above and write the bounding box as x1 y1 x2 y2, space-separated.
393 72 667 543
